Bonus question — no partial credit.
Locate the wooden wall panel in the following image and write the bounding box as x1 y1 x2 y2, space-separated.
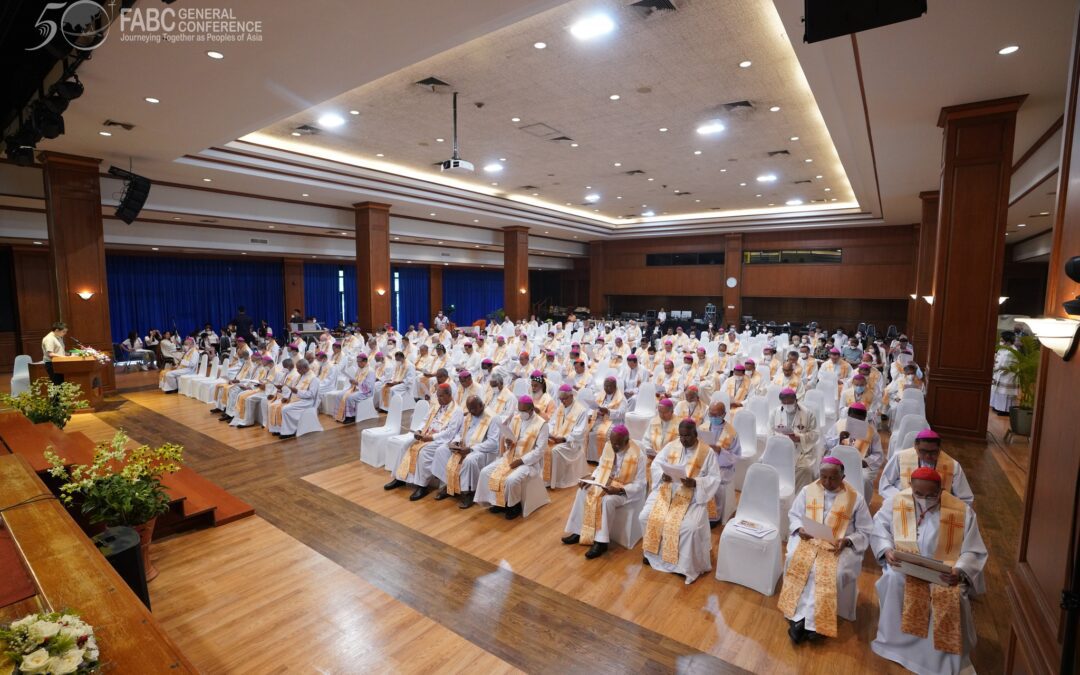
283 259 304 319
741 297 908 332
429 265 443 318
503 227 529 320
0 332 16 373
1007 10 1080 673
741 263 912 299
589 241 605 315
12 248 57 358
354 202 391 331
722 233 742 326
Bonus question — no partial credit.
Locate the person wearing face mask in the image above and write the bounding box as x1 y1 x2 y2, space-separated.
779 457 873 645
856 358 883 397
889 348 923 383
674 385 706 426
160 336 201 393
840 373 880 428
587 377 627 463
871 467 987 674
640 419 722 584
654 359 683 400
797 345 818 388
431 395 501 510
771 388 820 494
475 395 550 520
743 359 768 397
824 402 883 499
620 354 649 399
760 345 781 379
879 429 974 505
561 425 647 559
723 363 753 408
884 362 925 423
546 385 590 488
701 402 739 526
819 347 852 397
385 382 463 499
772 360 805 400
642 399 679 462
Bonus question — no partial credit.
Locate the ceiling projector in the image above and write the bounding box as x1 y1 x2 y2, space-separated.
439 91 474 174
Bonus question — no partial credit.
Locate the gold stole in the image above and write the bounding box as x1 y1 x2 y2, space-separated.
534 392 555 420
704 419 737 451
217 360 256 407
414 355 433 373
382 362 408 407
642 441 711 565
727 378 751 403
590 392 625 456
396 403 457 480
580 441 642 545
844 387 875 410
334 367 371 421
492 346 506 363
445 413 493 495
235 366 270 418
546 402 586 481
180 348 199 369
777 373 801 392
268 371 301 426
455 383 477 408
837 418 875 458
675 399 705 426
898 449 956 495
486 414 544 506
777 481 857 638
893 489 965 655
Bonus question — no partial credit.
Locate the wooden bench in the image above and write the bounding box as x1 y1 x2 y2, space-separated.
0 454 197 672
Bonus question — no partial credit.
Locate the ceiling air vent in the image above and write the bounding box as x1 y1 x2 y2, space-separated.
200 218 219 223
292 124 319 136
440 252 451 257
722 100 754 111
415 76 451 92
520 185 539 190
624 169 646 176
250 238 268 244
630 0 678 13
519 122 564 140
675 191 693 196
103 119 135 131
793 179 812 185
767 150 790 157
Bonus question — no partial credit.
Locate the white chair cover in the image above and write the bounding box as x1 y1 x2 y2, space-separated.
359 394 406 467
746 396 770 436
512 378 530 398
715 463 783 595
732 409 759 491
179 354 209 397
829 445 868 503
761 435 797 538
889 414 928 457
891 398 925 432
608 499 645 549
11 355 32 396
296 406 323 437
901 388 925 403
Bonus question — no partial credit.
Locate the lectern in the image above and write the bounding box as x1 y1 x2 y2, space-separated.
28 356 105 411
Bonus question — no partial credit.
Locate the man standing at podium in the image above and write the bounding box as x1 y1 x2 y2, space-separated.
42 322 68 384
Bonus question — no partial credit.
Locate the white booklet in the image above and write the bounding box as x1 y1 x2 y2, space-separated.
656 460 687 481
893 550 954 586
731 518 776 538
841 417 869 439
699 425 721 446
799 517 837 544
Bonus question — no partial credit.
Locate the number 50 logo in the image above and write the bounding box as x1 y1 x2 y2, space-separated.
27 0 112 52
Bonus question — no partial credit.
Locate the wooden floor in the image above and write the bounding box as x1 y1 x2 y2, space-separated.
34 370 1027 673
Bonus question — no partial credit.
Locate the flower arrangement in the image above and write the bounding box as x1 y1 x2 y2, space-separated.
0 379 88 429
0 610 98 674
67 347 110 365
45 430 184 527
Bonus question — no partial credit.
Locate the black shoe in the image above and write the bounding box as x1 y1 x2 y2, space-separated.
788 620 807 645
710 519 722 529
384 479 405 490
505 504 522 520
585 542 608 559
806 631 824 643
272 432 280 436
235 424 249 429
164 390 178 394
642 556 651 566
562 533 580 545
211 409 222 415
433 488 450 501
409 486 431 501
279 433 296 439
489 505 505 514
458 492 475 509
343 416 355 424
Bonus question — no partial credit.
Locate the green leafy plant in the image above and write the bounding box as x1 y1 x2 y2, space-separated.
996 334 1041 409
0 378 87 429
46 430 184 527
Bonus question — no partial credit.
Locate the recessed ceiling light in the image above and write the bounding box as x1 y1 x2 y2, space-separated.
757 174 777 182
570 14 615 41
815 175 823 179
830 198 837 202
375 153 384 157
394 236 400 240
544 231 550 234
490 182 498 186
437 240 443 244
532 192 539 196
769 106 781 112
570 142 579 148
483 162 504 173
473 219 479 223
269 225 275 229
172 216 181 220
585 193 600 202
769 203 775 206
144 97 160 104
499 157 507 161
32 241 43 245
98 131 111 136
203 178 212 182
659 127 668 132
586 185 592 189
696 121 725 135
1005 233 1010 236
695 199 701 203
609 94 621 101
430 213 437 217
616 196 622 199
790 136 800 141
207 51 224 59
443 262 448 266
739 60 752 68
573 236 578 239
302 193 309 197
151 247 159 251
998 45 1020 55
511 117 521 122
406 260 412 263
241 252 247 255
436 138 445 142
755 194 762 198
1018 223 1026 227
805 158 813 163
318 113 345 128
349 110 360 115
474 244 480 248
824 188 831 192
720 169 727 173
290 131 301 137
647 177 654 181
786 199 804 206
566 202 572 206
613 162 622 167
534 42 547 49
693 150 702 155
642 210 655 217
1040 211 1050 215
739 182 747 186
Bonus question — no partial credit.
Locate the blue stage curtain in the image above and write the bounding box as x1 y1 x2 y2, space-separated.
106 254 283 343
303 263 345 326
342 265 358 324
443 269 503 325
391 266 429 331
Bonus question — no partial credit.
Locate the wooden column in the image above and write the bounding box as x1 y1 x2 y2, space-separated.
41 152 114 392
429 265 443 321
283 259 304 323
588 241 605 317
924 96 1025 439
1007 10 1080 673
353 202 391 331
912 191 939 358
722 233 742 327
503 227 530 321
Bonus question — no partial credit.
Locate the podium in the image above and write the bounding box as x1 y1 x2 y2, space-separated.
28 356 106 411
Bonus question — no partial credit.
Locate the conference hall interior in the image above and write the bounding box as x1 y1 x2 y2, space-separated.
2 0 1080 673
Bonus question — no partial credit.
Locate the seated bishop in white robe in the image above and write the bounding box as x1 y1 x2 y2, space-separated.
332 364 376 423
777 459 873 642
879 437 974 506
699 412 739 522
563 433 647 550
431 406 501 503
545 388 590 489
639 422 721 584
278 370 321 437
475 403 550 513
870 472 987 675
160 344 200 392
823 409 883 500
388 395 463 488
226 360 274 428
585 384 628 463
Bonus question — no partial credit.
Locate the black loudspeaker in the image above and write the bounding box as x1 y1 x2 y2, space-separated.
804 0 927 44
93 526 151 609
107 166 152 224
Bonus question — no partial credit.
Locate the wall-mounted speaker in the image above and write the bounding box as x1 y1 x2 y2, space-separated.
108 166 152 224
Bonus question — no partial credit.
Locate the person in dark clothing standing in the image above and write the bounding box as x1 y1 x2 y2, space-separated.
231 306 255 345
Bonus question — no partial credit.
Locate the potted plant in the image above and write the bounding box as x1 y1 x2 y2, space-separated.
0 378 88 429
45 430 184 581
996 334 1041 436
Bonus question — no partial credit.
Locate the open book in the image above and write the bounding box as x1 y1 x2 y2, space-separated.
893 550 954 585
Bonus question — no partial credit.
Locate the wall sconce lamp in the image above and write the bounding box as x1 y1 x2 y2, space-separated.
909 293 918 300
999 296 1009 305
922 295 934 305
375 288 386 296
1015 256 1080 360
76 291 95 300
519 288 527 295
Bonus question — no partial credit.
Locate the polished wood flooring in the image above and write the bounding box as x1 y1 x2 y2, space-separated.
47 371 1025 673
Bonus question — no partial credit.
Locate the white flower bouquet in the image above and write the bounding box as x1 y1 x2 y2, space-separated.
0 611 99 674
68 347 111 365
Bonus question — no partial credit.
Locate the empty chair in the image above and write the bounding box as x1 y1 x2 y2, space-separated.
765 384 782 418
901 388 925 404
760 435 797 538
359 394 406 468
886 325 899 340
715 463 783 595
803 389 825 416
710 388 730 409
10 355 31 396
889 414 928 457
890 398 925 432
624 382 657 440
732 409 759 491
382 398 432 472
829 444 869 504
900 429 920 453
512 377 530 399
746 396 770 437
192 359 223 403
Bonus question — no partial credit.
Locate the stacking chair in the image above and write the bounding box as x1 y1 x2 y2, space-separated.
760 435 796 538
715 463 783 595
732 409 759 491
625 382 657 441
10 355 31 396
359 394 406 468
889 414 928 458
